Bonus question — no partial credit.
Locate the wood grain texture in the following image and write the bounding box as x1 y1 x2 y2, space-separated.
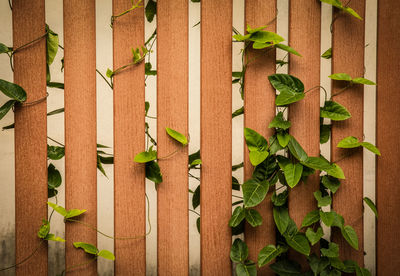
288 0 321 268
331 0 365 265
112 1 145 274
376 0 400 273
288 0 321 229
200 0 232 274
12 0 48 274
64 1 97 274
243 1 276 274
157 1 189 274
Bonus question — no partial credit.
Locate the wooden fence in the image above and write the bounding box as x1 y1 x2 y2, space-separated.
4 0 400 275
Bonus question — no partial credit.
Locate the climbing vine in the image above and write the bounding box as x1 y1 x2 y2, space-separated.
0 0 380 275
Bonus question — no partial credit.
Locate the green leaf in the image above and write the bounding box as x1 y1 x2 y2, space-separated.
287 136 308 162
320 124 331 144
321 176 341 194
268 74 305 106
106 68 114 78
38 220 50 239
44 234 65 242
321 242 339 258
196 217 200 234
249 151 270 167
244 127 269 152
337 136 360 148
352 77 375 85
271 190 288 207
258 245 281 267
284 218 299 239
329 73 352 81
134 149 157 163
269 112 291 130
145 0 157 23
320 101 351 121
275 43 302 56
0 43 11 54
360 142 381 155
309 254 330 275
320 211 335 227
242 179 269 207
244 208 263 227
47 202 68 217
232 176 241 191
145 160 163 186
0 100 16 120
285 233 310 256
189 150 201 165
233 33 252 42
47 145 65 160
321 48 332 59
355 266 371 276
270 259 301 275
48 188 58 198
190 159 202 167
277 132 291 147
313 191 332 207
326 163 345 179
363 197 378 218
98 250 115 260
341 225 359 250
73 242 98 255
48 163 62 189
273 207 290 235
284 163 303 188
229 206 245 227
236 263 257 276
320 0 343 9
97 156 107 177
343 6 363 20
306 227 324 245
145 63 157 76
230 238 248 263
45 25 59 65
246 24 267 34
301 210 320 228
232 162 244 171
192 185 200 209
249 31 284 44
331 211 345 228
65 208 87 219
0 79 27 102
166 127 188 146
232 106 244 118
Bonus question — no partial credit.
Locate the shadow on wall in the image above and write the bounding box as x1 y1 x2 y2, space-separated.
0 227 15 276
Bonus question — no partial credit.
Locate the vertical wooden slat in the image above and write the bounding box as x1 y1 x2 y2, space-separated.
243 1 276 273
113 1 145 274
157 1 189 274
288 0 321 228
376 0 400 273
64 1 97 274
331 0 365 265
200 0 232 274
12 0 47 274
288 0 321 268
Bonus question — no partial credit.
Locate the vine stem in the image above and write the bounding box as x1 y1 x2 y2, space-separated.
60 256 97 276
188 172 200 182
8 0 12 10
304 85 328 102
65 194 151 240
0 240 44 272
47 136 64 147
96 69 113 89
189 209 200 216
110 0 143 27
331 84 351 98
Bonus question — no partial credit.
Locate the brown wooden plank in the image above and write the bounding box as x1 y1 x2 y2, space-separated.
157 0 189 274
200 0 232 274
376 0 400 273
331 0 365 265
64 1 97 274
112 1 145 274
243 0 276 274
288 0 321 268
12 0 48 274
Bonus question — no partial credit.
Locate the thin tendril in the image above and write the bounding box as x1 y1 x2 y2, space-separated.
47 136 64 147
96 69 113 89
60 256 97 276
189 209 200 216
0 240 44 272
